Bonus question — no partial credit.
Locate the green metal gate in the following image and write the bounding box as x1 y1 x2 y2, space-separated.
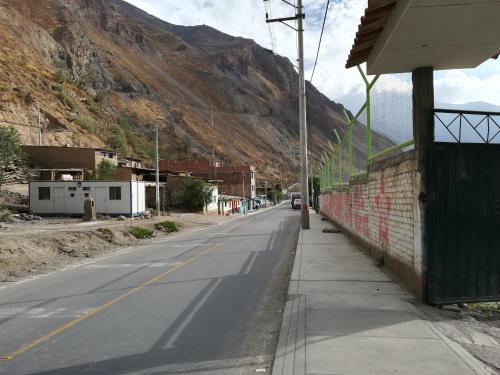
427 142 500 304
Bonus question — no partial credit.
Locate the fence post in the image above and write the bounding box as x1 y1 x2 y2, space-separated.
334 129 342 184
342 108 354 180
357 65 380 166
348 122 353 178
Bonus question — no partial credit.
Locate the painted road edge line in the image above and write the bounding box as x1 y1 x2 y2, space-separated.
0 241 226 362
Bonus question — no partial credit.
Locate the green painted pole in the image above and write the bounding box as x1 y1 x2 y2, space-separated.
348 122 353 178
333 129 342 184
357 65 380 166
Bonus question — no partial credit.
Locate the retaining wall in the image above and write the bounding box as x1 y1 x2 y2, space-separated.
320 151 424 297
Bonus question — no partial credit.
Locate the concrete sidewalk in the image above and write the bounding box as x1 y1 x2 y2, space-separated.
272 211 492 375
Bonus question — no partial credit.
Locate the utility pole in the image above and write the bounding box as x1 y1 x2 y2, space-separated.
242 171 247 214
155 124 160 216
37 106 42 146
266 0 309 228
265 179 268 207
211 110 215 180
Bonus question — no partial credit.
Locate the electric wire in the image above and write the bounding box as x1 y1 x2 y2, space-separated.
263 0 278 52
309 0 330 83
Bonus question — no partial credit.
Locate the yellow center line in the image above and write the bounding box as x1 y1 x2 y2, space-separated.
0 241 226 362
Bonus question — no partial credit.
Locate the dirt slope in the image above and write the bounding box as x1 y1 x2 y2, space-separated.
0 0 393 181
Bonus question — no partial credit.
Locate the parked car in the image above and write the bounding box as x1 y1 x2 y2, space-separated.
291 194 301 209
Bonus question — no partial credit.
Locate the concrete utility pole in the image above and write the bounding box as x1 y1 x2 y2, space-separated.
297 0 310 228
266 0 309 228
37 106 42 146
155 124 160 216
265 179 268 207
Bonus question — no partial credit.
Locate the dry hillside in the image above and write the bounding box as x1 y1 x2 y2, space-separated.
0 0 392 181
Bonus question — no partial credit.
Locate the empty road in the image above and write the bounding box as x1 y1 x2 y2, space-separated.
0 204 299 374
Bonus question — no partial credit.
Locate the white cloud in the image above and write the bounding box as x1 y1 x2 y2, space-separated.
434 69 500 106
123 0 500 111
123 0 368 111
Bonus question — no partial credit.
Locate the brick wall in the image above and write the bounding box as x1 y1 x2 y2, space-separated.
320 151 424 297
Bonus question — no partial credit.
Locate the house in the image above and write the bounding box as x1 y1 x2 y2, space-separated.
29 181 146 217
23 146 118 180
217 195 242 215
24 145 153 182
161 158 257 209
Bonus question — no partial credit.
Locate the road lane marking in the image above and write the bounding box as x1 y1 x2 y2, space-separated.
164 278 223 349
0 241 225 362
83 262 182 269
244 252 259 275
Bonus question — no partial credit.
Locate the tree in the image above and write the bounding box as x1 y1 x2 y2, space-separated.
182 178 213 213
0 126 23 191
202 185 215 214
271 187 283 204
94 159 117 180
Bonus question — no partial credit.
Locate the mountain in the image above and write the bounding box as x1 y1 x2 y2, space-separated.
0 0 393 181
435 101 500 113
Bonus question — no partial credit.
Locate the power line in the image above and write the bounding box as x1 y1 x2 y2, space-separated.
0 119 37 128
263 0 278 52
309 0 330 83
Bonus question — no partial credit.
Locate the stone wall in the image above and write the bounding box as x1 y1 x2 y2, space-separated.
320 151 424 297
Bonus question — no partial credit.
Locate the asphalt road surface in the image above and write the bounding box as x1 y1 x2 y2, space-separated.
0 204 300 375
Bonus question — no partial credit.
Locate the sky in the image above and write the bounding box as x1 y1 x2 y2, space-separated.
124 0 500 113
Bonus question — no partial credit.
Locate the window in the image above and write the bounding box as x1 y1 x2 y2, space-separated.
70 193 75 198
109 186 122 200
38 187 50 200
68 187 77 191
84 193 90 198
82 187 90 191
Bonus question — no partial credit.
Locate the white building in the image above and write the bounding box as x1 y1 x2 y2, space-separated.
206 185 219 213
29 181 146 217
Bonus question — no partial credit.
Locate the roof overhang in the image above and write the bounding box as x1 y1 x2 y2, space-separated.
346 0 500 75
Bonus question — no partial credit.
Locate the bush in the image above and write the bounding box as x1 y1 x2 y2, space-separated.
0 210 13 223
55 90 76 110
182 178 214 212
87 99 102 116
0 126 24 190
155 221 178 233
75 117 96 133
93 159 117 180
129 226 154 239
54 69 68 83
93 90 107 103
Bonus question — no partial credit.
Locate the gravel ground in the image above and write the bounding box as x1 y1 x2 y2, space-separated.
0 212 234 282
416 302 500 373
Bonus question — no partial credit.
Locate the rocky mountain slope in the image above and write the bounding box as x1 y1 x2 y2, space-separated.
0 0 392 180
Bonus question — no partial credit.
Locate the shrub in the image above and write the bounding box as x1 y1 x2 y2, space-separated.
87 100 102 116
54 69 68 84
93 159 117 180
0 126 24 190
129 226 154 239
155 221 178 233
468 303 500 316
75 117 96 133
18 55 28 66
55 90 76 110
96 228 114 242
0 210 13 223
93 90 107 103
182 178 214 212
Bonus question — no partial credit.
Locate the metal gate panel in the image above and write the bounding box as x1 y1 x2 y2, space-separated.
427 143 500 304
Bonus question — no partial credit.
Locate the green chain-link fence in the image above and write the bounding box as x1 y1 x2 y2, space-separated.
319 67 415 192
